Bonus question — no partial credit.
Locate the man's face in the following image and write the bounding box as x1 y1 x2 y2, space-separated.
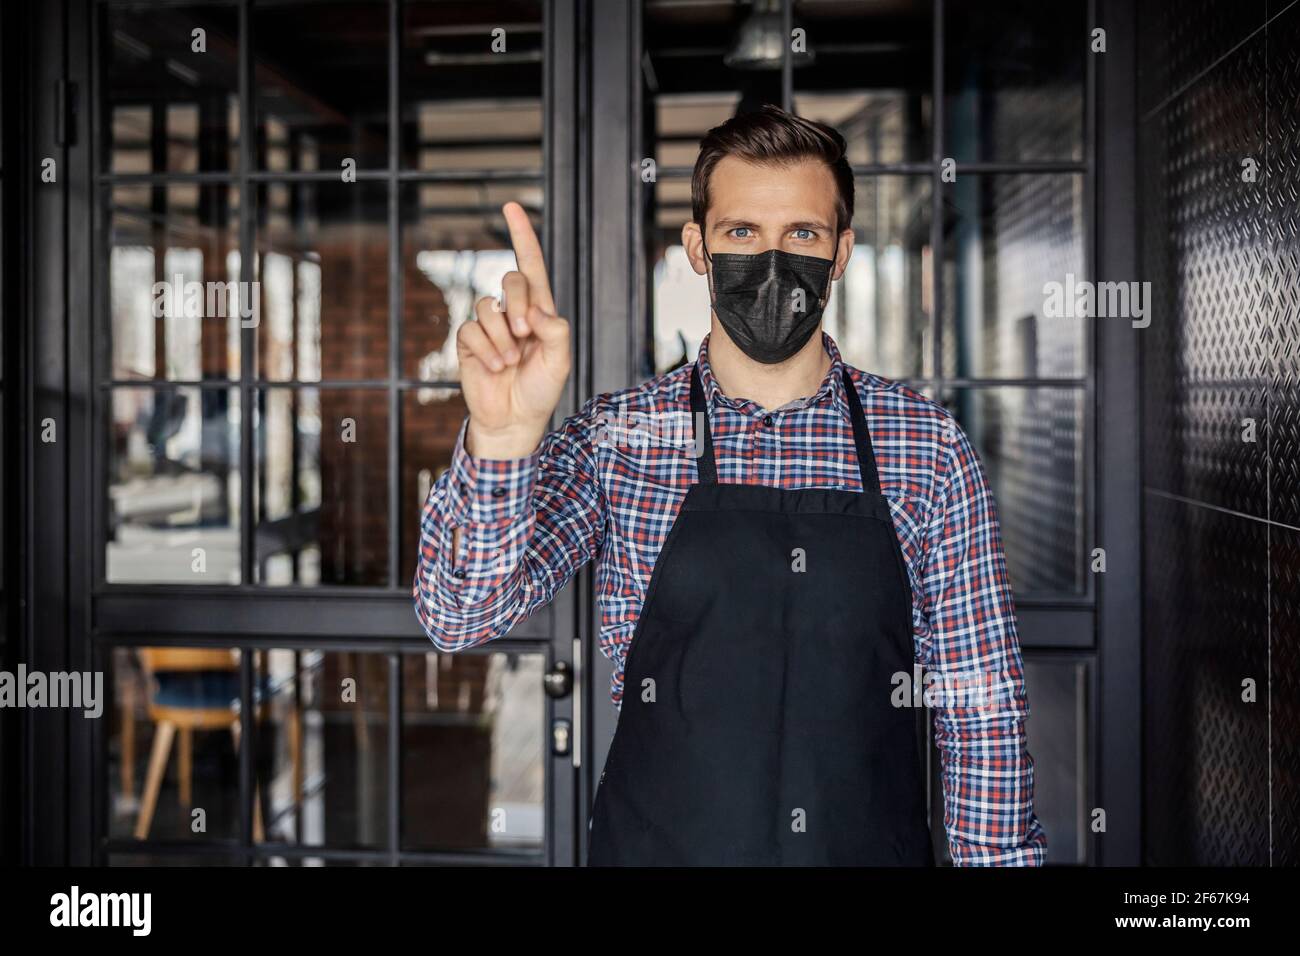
684 154 853 279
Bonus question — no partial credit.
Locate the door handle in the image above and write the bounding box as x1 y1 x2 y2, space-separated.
543 659 572 698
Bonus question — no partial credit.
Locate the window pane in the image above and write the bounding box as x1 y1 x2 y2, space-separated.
253 2 389 171
654 94 741 170
401 387 468 586
109 646 259 842
255 650 392 849
402 649 546 852
401 182 541 381
254 387 389 587
103 4 240 173
255 180 389 381
793 0 933 164
828 176 932 380
648 179 708 375
109 184 241 381
944 0 1086 162
107 387 240 584
645 1 784 171
402 0 544 171
942 174 1086 379
939 387 1085 596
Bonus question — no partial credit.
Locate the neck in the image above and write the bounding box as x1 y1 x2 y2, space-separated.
707 325 831 412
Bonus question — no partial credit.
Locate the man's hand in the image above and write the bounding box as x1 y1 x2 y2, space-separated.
458 201 571 459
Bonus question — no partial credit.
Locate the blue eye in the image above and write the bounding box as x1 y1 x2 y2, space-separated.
794 228 813 240
732 227 750 238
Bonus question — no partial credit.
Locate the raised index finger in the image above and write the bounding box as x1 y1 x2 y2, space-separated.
502 201 556 315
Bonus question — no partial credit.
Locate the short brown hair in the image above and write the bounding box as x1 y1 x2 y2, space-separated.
691 104 855 236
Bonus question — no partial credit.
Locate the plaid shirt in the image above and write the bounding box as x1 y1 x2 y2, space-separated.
414 331 1047 865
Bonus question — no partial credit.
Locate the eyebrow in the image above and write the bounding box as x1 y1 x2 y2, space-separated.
712 218 832 232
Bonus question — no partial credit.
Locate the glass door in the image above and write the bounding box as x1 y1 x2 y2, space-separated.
85 0 581 865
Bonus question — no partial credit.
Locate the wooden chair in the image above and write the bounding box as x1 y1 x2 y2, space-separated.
132 648 287 841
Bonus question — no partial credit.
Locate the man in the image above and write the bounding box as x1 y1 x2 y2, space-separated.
414 104 1047 866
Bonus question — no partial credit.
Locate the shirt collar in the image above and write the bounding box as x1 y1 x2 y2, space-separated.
694 330 850 418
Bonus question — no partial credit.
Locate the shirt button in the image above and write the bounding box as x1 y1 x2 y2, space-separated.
491 486 507 498
762 415 774 427
452 569 467 579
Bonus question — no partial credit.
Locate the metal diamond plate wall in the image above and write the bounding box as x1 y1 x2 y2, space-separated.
1139 0 1298 866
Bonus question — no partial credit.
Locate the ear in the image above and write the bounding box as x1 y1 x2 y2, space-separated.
832 227 855 280
682 220 707 275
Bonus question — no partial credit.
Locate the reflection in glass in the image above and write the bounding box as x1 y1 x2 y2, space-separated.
944 0 1086 162
401 183 542 381
826 177 931 379
253 2 389 171
402 650 546 851
108 647 275 843
644 0 783 144
940 387 1084 595
107 387 240 584
109 185 241 381
102 4 240 173
255 650 391 850
793 0 933 164
255 388 388 587
942 175 1085 379
256 181 388 381
401 0 544 171
401 388 469 585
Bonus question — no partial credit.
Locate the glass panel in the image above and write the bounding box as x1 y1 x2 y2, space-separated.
401 182 540 381
102 4 240 173
107 387 240 584
254 387 388 587
400 387 468 585
654 94 742 170
648 178 709 375
1022 656 1088 864
645 1 785 171
401 0 544 171
255 180 389 381
108 646 260 842
793 0 933 164
109 184 241 382
944 0 1086 162
401 649 546 851
254 649 392 849
827 176 932 379
942 174 1086 379
253 1 389 171
938 387 1085 596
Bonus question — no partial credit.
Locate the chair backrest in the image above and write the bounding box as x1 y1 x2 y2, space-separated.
138 647 238 673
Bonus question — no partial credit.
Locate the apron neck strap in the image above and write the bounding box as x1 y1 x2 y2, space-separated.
840 368 882 495
688 362 883 495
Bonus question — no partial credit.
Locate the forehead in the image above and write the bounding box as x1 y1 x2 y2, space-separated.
706 154 838 227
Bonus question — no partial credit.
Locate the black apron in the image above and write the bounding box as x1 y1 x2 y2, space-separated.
587 364 935 866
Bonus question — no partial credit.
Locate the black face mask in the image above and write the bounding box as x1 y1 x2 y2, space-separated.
702 232 838 364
